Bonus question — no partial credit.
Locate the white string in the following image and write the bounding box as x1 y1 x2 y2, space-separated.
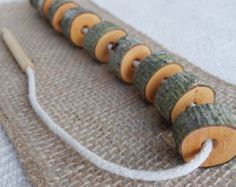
26 67 213 181
132 60 141 69
81 26 89 34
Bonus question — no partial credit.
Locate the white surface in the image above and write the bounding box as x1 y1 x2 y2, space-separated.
0 0 236 186
92 0 236 85
0 126 30 187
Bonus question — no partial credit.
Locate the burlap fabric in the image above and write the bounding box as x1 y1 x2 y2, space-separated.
0 1 235 186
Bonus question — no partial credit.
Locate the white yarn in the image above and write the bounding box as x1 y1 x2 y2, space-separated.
132 60 141 69
26 67 213 181
81 26 89 34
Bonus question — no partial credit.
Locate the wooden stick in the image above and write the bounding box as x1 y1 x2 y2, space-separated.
1 28 33 72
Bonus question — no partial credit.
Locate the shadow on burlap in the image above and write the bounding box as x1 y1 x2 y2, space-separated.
0 0 235 186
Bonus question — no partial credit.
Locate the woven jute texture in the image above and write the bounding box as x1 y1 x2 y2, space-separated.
0 1 235 186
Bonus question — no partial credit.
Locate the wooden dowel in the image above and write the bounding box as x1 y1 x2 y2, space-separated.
1 28 33 72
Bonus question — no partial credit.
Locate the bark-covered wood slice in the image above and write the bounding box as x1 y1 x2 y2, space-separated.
61 7 101 47
48 0 78 32
30 0 40 8
155 72 215 123
30 0 47 16
83 21 127 63
37 0 45 13
173 103 236 167
30 0 47 17
41 0 54 17
134 51 184 103
108 36 151 83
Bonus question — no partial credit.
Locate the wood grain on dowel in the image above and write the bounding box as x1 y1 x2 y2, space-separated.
1 28 33 72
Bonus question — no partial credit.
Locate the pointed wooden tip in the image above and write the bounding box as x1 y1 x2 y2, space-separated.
1 28 33 72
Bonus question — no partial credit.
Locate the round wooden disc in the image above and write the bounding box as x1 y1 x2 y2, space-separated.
145 64 183 103
95 30 127 63
61 7 79 38
120 45 151 83
182 126 236 167
61 7 101 47
171 85 215 122
83 21 127 63
49 0 78 33
70 14 101 47
173 104 236 167
42 0 54 17
134 51 184 103
155 72 215 123
109 37 151 83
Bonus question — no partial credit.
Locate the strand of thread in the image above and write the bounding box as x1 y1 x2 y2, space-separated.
106 43 141 70
26 67 213 181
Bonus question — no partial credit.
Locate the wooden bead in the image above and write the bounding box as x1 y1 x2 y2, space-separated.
134 51 184 103
155 72 215 123
109 37 151 83
61 7 101 47
48 0 78 33
173 104 236 167
83 21 127 63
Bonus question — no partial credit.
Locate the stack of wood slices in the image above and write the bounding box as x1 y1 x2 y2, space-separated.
30 0 236 167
